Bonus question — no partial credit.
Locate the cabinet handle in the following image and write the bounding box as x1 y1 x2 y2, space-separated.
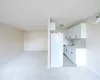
75 35 77 38
71 52 73 54
69 36 71 38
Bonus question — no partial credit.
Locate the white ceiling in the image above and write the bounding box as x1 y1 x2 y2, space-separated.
0 0 100 31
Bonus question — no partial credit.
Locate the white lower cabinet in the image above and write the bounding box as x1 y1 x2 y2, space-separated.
67 46 76 64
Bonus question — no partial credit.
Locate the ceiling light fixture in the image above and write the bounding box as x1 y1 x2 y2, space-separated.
60 24 64 27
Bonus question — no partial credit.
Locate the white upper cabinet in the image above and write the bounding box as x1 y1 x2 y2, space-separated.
66 23 86 39
66 27 74 38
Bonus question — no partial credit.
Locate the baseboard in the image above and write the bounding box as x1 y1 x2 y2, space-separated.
87 67 100 78
24 50 48 52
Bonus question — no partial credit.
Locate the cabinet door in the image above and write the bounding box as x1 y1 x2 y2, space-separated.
68 47 76 63
70 49 76 64
72 26 75 38
67 29 71 38
81 23 86 38
68 28 74 38
66 47 70 59
68 50 73 60
66 30 69 39
73 25 81 38
65 46 68 56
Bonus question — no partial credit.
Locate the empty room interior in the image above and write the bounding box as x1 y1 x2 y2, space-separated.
0 0 100 80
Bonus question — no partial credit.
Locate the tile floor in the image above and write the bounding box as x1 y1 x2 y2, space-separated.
0 51 100 80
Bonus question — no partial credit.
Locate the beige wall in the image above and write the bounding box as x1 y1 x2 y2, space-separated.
86 23 100 76
24 30 48 51
0 23 24 64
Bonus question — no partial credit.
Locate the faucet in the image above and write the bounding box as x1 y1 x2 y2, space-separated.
70 40 74 46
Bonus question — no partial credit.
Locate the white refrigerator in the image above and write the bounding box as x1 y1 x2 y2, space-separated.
50 33 63 67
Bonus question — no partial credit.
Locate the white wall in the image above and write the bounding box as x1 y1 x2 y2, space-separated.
0 23 24 64
24 30 48 51
86 23 100 76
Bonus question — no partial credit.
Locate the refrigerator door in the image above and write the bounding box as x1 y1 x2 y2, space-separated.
51 33 63 67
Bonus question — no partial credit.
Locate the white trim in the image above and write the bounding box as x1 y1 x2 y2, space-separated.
87 67 100 77
48 18 51 68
